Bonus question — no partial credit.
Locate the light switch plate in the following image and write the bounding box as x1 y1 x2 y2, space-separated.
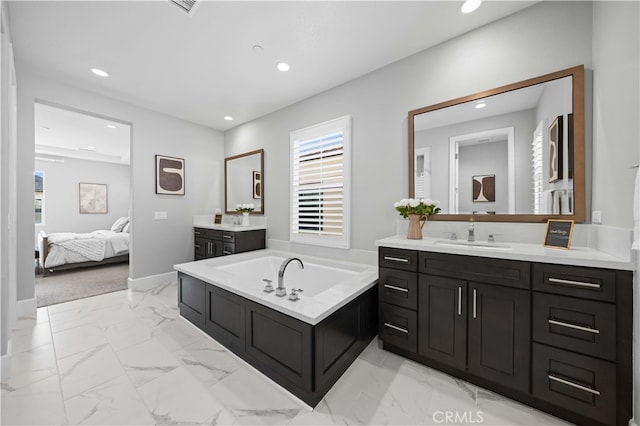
154 211 168 220
592 210 602 223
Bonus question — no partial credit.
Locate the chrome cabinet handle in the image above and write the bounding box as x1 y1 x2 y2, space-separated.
195 244 201 249
548 374 601 396
472 288 477 319
223 234 233 239
384 284 409 293
548 277 601 289
548 319 600 334
458 287 462 316
223 251 232 255
194 231 201 235
383 256 409 264
384 322 409 334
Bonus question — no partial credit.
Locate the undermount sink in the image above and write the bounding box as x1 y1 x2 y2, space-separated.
434 240 513 251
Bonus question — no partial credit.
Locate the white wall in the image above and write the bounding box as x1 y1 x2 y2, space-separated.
34 158 130 239
224 2 595 258
590 2 640 425
16 71 225 301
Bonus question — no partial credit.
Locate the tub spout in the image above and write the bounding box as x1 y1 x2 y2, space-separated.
277 257 304 297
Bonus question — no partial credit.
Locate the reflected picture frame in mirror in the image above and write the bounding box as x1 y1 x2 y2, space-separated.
225 149 264 214
409 65 585 223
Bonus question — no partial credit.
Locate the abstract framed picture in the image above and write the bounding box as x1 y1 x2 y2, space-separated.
156 155 185 195
472 174 495 202
548 116 563 183
253 170 261 199
79 183 108 214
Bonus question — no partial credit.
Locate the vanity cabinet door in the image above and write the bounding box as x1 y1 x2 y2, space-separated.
194 236 207 260
418 274 467 371
467 282 530 393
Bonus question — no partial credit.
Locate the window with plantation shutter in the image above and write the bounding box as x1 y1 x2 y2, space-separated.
290 116 351 248
532 121 544 214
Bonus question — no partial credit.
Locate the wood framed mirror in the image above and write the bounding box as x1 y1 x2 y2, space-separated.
409 65 585 223
225 149 264 214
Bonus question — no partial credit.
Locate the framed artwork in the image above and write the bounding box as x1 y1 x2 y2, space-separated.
253 170 261 199
544 219 574 249
156 155 185 195
79 183 108 214
549 116 563 183
472 174 495 202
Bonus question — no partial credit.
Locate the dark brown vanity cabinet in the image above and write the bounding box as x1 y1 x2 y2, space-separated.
194 227 265 260
178 273 206 327
417 252 530 393
377 246 632 426
531 263 633 426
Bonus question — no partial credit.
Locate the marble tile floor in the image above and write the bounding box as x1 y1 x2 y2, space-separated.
1 282 571 426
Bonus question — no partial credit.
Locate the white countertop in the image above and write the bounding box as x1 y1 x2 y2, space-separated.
376 235 635 271
194 223 266 232
174 249 378 325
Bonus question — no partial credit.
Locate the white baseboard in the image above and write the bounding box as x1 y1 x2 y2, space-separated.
128 271 177 291
16 297 37 319
1 339 12 381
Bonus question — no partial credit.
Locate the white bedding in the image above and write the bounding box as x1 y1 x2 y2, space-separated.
44 230 130 268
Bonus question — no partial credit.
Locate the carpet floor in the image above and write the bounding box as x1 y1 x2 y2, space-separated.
35 262 129 307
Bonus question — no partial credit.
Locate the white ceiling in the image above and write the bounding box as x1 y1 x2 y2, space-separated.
35 103 131 165
10 0 537 136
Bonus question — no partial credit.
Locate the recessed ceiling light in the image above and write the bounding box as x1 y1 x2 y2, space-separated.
277 62 290 72
224 116 234 121
461 0 482 14
106 124 116 129
252 45 263 54
475 101 487 109
90 68 109 77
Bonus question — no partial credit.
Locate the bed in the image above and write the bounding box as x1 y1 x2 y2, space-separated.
38 217 130 276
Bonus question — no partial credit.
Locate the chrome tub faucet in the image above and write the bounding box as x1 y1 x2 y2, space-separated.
277 257 304 297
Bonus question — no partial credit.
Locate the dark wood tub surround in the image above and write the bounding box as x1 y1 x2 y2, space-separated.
378 246 633 426
178 272 378 406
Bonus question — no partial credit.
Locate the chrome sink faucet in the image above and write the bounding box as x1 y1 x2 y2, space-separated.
468 221 475 242
277 257 304 297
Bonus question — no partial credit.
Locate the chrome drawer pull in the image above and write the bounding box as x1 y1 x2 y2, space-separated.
195 244 201 248
223 235 233 239
383 256 410 264
548 319 600 334
384 284 409 293
458 286 462 316
472 289 477 319
548 277 601 289
384 322 409 334
223 251 232 255
194 231 201 235
548 374 601 396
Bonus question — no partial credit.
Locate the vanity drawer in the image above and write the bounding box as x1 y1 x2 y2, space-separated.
532 343 616 425
533 293 616 361
221 231 235 243
379 302 417 353
222 243 235 256
379 247 418 272
194 228 222 240
533 263 616 302
420 252 530 290
379 267 418 310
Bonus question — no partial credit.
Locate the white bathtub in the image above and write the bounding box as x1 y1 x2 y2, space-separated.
174 249 378 324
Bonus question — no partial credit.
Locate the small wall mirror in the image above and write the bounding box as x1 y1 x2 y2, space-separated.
409 65 585 222
225 149 264 214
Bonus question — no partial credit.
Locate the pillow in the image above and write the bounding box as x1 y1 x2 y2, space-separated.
122 222 130 233
110 216 129 232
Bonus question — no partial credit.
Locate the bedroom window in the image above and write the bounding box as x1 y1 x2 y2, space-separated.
290 115 351 249
35 170 44 225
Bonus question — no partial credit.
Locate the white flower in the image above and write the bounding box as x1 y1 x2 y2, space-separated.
393 202 401 208
408 198 420 208
236 204 242 209
399 198 409 206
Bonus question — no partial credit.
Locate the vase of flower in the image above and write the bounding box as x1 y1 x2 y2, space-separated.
235 203 255 226
394 198 441 240
407 214 427 240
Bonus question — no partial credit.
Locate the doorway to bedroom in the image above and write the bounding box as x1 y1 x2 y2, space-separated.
34 101 132 307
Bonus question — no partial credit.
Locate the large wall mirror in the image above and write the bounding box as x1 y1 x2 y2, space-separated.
225 149 264 214
409 65 585 222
